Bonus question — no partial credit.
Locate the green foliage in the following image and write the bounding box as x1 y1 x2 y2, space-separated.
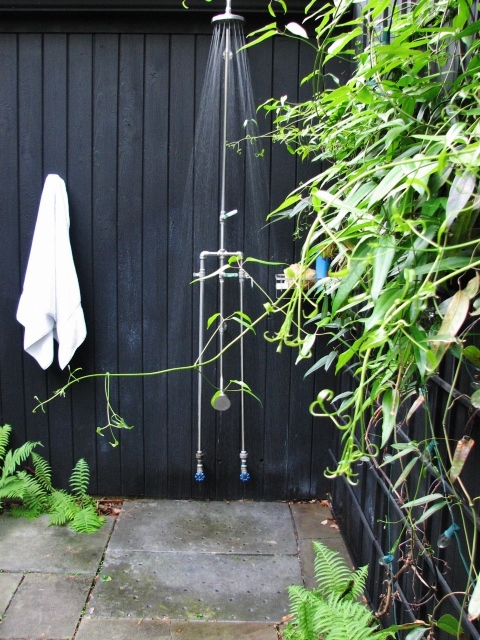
257 0 480 484
0 424 104 533
281 541 398 640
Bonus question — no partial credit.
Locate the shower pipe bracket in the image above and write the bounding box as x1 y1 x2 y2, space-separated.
220 209 238 221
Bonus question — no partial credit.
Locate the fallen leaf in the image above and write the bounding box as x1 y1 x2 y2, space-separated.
321 519 328 525
280 614 295 623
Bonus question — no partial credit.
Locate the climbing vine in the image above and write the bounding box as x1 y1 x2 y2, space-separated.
244 0 480 635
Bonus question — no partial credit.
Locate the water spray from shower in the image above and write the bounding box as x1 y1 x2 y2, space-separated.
192 0 265 485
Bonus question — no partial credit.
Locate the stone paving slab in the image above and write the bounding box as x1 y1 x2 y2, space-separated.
89 550 300 622
0 513 114 574
76 618 171 639
171 622 278 639
76 619 277 639
0 573 92 640
0 574 22 619
112 501 297 555
290 502 340 540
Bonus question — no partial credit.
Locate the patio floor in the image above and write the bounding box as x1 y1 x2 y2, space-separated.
0 499 352 640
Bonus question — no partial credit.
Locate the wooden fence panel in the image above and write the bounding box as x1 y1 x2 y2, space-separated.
0 8 345 500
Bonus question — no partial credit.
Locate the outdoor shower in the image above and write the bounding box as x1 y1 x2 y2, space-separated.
192 0 265 484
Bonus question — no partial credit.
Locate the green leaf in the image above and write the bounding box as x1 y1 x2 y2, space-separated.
304 351 338 377
468 578 480 621
332 242 371 315
471 388 480 408
381 388 399 447
402 493 444 509
296 334 316 363
368 165 406 208
392 457 418 490
414 500 448 525
371 237 396 301
430 290 470 367
229 380 262 405
364 286 402 331
444 172 476 229
326 27 362 59
405 628 428 640
230 314 256 334
207 313 221 329
285 22 308 38
463 345 480 368
436 614 464 637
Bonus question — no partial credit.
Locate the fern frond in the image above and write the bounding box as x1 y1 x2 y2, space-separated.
0 474 28 500
69 458 90 498
31 452 53 492
349 563 369 601
314 593 378 640
1 441 40 479
11 471 48 518
0 424 12 462
312 540 356 597
70 504 105 534
47 490 79 526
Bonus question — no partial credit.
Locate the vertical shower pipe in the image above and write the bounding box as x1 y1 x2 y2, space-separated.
195 1 249 482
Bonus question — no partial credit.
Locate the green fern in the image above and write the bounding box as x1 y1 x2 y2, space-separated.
312 540 366 600
11 471 49 519
70 504 105 533
0 424 12 462
69 458 90 499
0 424 104 534
47 489 79 526
31 452 53 492
0 474 29 501
281 541 397 640
1 441 40 479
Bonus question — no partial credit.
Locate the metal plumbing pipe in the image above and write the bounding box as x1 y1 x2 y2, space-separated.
195 253 206 482
217 16 231 405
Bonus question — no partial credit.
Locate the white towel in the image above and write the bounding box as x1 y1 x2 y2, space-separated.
17 174 87 370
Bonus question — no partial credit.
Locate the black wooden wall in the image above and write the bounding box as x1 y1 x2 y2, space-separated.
0 1 348 499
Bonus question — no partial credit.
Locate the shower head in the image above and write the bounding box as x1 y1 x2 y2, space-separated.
212 391 231 411
212 0 244 23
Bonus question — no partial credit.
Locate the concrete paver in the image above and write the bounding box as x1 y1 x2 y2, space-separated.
76 619 277 639
0 573 92 640
166 621 278 639
90 549 299 621
290 502 352 591
111 501 297 555
0 574 22 619
0 500 352 640
76 618 171 639
0 513 115 574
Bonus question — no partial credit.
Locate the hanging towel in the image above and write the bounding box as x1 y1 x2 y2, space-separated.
16 174 87 370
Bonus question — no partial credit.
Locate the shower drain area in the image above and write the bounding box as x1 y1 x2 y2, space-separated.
88 500 302 622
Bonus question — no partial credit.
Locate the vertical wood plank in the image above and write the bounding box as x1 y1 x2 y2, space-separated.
92 33 121 494
191 33 218 500
117 33 145 496
0 35 25 443
263 37 298 501
67 33 97 489
143 34 170 497
42 33 74 488
241 37 272 501
18 34 50 454
167 34 195 498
